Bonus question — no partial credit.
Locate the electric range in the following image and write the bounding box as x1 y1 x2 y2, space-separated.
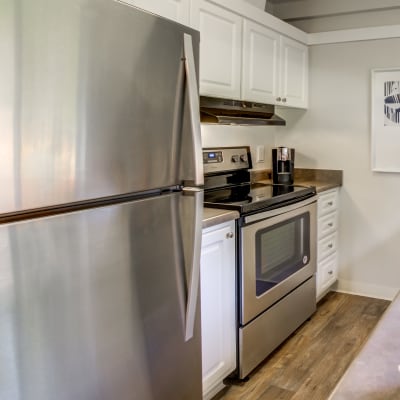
203 146 317 380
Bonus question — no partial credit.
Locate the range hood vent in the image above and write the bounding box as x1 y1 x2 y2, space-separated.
200 96 286 126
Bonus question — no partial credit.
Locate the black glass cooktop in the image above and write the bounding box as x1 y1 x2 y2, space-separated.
204 182 316 215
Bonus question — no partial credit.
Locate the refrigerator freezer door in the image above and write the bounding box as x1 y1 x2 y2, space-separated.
0 193 202 400
0 0 200 214
180 34 204 188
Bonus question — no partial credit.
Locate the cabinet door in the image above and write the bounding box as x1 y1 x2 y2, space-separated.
316 188 340 300
121 0 191 26
279 36 308 108
201 221 236 400
242 20 279 104
317 253 338 299
194 0 242 99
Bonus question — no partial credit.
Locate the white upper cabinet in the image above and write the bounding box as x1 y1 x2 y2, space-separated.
193 0 242 99
192 0 309 108
242 20 280 104
120 0 191 26
279 36 308 108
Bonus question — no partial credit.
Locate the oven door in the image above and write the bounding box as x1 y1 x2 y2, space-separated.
240 197 317 326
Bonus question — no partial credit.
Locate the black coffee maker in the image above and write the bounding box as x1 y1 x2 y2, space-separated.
272 147 295 185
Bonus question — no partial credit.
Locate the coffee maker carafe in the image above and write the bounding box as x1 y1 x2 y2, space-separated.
272 147 295 185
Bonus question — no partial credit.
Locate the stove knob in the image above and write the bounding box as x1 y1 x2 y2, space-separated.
240 154 247 162
231 155 239 163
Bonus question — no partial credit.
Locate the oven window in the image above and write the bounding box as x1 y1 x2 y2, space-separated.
255 212 310 297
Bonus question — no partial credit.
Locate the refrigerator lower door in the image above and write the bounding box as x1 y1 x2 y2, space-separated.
0 193 202 400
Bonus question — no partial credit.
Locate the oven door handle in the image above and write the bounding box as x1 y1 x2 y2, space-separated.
244 195 317 224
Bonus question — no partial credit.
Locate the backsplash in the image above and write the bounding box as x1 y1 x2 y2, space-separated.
201 123 279 171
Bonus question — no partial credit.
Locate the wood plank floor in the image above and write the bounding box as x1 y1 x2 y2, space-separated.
215 291 390 400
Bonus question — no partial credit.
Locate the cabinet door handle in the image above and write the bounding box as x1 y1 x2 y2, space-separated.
327 201 333 206
226 232 234 239
282 97 287 103
276 97 282 102
328 270 333 275
328 223 333 227
328 243 333 248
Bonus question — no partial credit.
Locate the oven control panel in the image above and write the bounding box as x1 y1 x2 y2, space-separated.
203 147 251 174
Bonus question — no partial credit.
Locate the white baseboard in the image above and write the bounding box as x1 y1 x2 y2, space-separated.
334 279 399 301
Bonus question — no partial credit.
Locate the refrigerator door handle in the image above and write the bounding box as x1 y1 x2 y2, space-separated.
183 33 203 187
182 187 203 341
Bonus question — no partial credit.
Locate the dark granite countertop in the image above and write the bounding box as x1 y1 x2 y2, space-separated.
251 168 343 193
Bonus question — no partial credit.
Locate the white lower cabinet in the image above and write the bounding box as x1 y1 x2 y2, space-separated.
316 188 340 300
201 220 236 400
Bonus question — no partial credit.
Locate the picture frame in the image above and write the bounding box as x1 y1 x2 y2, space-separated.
371 68 400 172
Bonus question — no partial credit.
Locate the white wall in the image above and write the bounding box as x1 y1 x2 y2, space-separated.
201 124 279 170
278 37 400 299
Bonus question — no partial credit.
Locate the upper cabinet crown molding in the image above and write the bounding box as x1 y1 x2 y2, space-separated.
119 0 191 26
203 0 308 44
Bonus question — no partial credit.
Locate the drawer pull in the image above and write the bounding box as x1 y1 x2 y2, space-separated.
328 270 333 275
328 223 333 227
327 201 333 206
328 243 333 248
226 232 234 239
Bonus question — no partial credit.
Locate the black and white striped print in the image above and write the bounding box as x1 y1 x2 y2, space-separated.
384 81 400 125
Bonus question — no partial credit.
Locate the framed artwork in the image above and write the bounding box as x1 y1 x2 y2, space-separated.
371 68 400 172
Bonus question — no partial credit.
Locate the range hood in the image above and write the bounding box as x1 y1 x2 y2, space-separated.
200 96 286 126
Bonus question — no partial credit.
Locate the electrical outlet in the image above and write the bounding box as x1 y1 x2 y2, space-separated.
256 145 265 162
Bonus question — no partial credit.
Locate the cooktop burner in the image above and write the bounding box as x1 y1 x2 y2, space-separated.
204 182 316 215
203 146 317 215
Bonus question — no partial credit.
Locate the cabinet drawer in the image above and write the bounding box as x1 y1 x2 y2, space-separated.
318 211 338 239
317 253 338 295
318 232 337 261
318 189 338 217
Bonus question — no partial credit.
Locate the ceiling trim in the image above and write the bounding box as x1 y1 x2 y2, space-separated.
308 24 400 45
273 0 400 21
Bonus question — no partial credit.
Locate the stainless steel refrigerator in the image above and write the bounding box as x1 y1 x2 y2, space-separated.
0 1 203 399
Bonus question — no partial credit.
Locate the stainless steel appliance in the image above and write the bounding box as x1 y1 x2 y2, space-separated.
203 146 317 379
0 2 203 399
200 97 286 126
272 147 295 185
